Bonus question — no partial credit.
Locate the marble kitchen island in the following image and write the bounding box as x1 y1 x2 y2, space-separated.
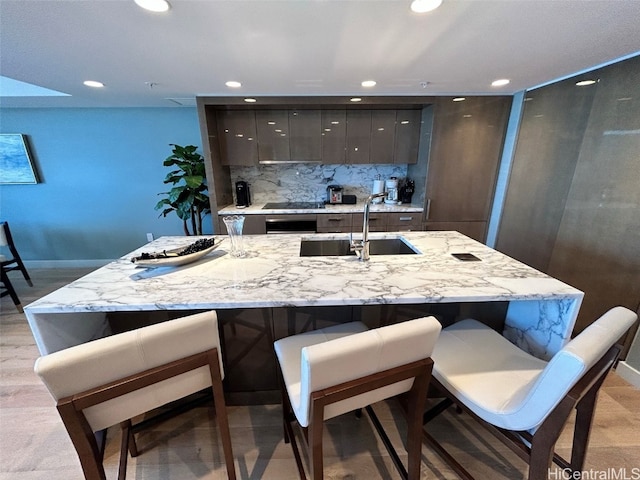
25 231 583 400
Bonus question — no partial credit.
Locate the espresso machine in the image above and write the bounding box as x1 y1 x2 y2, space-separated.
235 181 251 208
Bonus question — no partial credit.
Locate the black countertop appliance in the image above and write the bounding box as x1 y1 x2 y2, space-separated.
400 179 415 204
235 181 251 208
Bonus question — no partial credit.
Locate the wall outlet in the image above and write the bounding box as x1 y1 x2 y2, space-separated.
146 233 154 242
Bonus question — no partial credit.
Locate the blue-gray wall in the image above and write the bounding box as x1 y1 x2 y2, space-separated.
0 107 212 264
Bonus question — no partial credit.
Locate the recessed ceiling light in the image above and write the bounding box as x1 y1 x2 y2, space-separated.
491 79 510 87
244 98 257 103
576 79 596 87
361 80 376 88
350 97 362 102
452 97 466 102
410 0 443 13
225 81 242 88
83 80 104 88
134 0 170 12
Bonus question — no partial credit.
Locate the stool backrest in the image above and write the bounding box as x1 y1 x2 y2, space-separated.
300 316 441 423
504 306 637 431
35 310 224 432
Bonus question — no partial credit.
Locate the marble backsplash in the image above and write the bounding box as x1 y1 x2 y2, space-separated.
230 164 409 204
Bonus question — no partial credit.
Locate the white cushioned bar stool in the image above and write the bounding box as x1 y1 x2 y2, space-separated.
274 317 442 480
423 306 638 480
34 310 236 480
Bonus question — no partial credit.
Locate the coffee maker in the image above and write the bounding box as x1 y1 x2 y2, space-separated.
235 181 251 208
400 179 415 204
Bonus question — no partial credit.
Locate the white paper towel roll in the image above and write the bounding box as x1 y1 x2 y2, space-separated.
372 180 384 203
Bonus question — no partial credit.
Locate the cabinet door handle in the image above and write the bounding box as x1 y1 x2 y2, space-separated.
426 199 431 220
328 218 343 222
399 216 413 221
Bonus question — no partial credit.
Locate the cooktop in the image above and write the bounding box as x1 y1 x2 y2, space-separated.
262 202 325 210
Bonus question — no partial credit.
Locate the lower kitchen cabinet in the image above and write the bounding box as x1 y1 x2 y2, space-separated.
387 212 422 231
317 213 352 233
352 212 387 232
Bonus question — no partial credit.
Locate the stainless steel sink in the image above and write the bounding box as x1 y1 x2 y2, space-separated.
300 237 419 256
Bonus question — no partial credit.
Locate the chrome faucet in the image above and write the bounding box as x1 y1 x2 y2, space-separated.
350 192 387 261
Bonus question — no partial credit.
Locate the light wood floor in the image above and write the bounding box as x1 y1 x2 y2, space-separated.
2 268 639 479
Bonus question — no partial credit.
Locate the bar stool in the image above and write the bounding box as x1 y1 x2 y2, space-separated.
0 221 33 312
423 306 637 480
34 310 236 480
274 316 442 480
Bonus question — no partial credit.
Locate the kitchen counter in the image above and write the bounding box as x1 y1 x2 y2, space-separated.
25 231 582 361
218 202 423 215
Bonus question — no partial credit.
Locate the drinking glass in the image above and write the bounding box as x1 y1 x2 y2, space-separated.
223 215 246 258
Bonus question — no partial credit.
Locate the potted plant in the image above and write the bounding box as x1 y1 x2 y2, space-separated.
155 144 211 236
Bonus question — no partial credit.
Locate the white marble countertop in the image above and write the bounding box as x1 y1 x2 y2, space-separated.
25 231 583 359
218 202 424 215
26 231 580 313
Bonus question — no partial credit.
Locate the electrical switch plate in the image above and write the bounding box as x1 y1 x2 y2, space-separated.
146 233 154 242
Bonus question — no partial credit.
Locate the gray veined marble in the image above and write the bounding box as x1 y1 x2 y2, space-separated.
230 163 408 204
25 231 583 361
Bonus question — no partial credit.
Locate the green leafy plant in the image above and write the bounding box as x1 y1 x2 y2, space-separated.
155 144 210 236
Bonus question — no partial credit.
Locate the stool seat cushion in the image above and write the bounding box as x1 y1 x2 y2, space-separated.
432 307 636 432
275 317 441 427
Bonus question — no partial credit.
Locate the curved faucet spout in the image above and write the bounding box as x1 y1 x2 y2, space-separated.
350 192 386 261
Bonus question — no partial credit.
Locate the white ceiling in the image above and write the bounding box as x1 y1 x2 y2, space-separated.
1 0 640 108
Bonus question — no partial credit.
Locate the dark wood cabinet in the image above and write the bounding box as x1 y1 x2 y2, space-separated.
321 110 346 163
387 212 422 231
317 213 352 233
394 109 422 164
216 110 259 166
289 110 322 161
346 110 372 164
369 110 396 164
425 97 511 241
256 110 290 162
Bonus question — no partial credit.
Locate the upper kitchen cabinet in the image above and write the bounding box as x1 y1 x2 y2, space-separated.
289 110 322 161
347 109 422 164
425 96 511 241
321 110 347 163
216 110 259 166
394 109 422 164
256 110 291 162
346 110 372 164
369 110 397 164
256 109 322 163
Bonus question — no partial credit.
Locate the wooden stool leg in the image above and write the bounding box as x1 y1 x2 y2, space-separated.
308 415 324 480
569 380 601 472
209 351 237 480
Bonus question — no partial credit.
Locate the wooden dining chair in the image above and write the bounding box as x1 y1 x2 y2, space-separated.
0 221 33 312
423 306 638 480
34 310 236 480
274 316 442 480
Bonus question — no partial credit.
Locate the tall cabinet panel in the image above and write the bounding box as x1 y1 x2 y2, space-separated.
216 110 259 166
424 96 511 241
321 110 346 163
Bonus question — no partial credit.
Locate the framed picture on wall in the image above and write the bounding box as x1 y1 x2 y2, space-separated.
0 134 39 184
